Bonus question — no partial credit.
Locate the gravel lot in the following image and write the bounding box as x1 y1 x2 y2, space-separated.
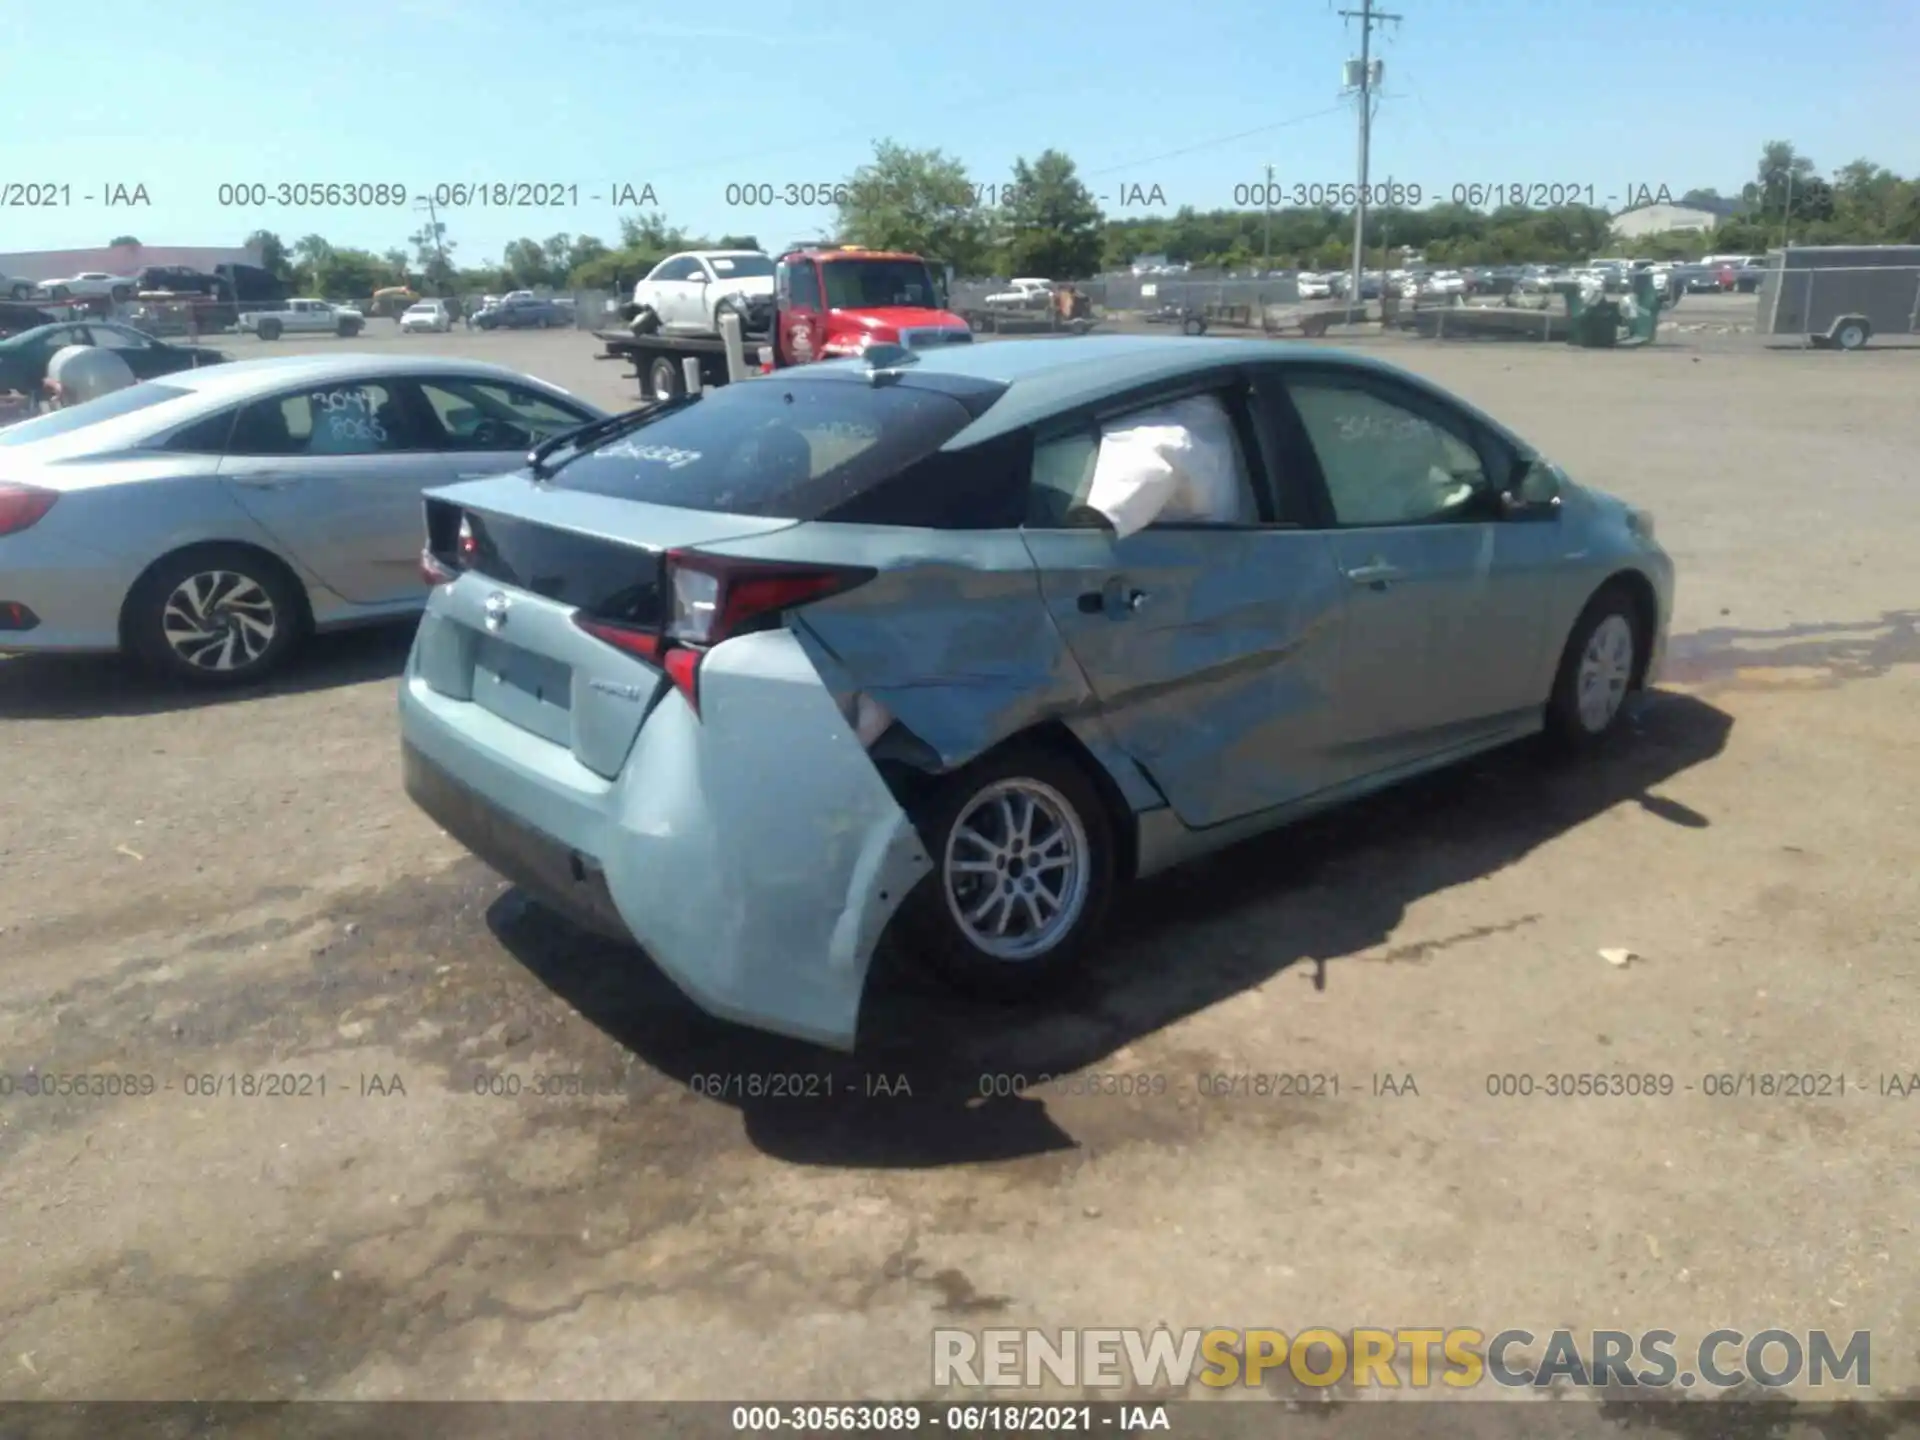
1 312 1916 1411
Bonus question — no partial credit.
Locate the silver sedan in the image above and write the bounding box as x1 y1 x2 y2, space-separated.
0 354 607 683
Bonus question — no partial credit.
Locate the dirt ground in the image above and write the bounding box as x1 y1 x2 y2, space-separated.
0 314 1916 1412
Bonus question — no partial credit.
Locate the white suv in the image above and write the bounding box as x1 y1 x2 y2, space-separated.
629 250 777 336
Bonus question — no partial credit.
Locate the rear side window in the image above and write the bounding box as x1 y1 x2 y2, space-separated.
163 407 239 453
551 378 983 519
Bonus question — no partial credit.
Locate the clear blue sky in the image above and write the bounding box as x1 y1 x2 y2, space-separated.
3 0 1913 266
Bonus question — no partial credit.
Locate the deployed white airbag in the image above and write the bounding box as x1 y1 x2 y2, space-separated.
1078 393 1252 539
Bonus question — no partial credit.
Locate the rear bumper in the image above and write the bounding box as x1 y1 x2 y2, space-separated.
397 625 934 1052
402 742 627 940
0 533 136 652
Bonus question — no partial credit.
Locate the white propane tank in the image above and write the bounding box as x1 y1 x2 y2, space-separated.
46 345 135 406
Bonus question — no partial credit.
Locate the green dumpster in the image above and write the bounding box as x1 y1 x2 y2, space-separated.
1563 271 1665 348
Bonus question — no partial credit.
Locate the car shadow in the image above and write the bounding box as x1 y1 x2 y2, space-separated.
0 622 414 720
489 687 1733 1170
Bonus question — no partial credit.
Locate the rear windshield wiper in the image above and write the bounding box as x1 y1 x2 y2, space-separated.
525 396 697 479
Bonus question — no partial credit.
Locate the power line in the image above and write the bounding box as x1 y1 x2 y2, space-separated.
1079 105 1350 180
1339 0 1401 313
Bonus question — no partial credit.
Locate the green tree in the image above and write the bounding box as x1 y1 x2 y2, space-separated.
617 213 689 251
109 235 140 247
292 235 335 293
1744 141 1817 222
408 220 458 292
315 248 386 300
381 248 411 283
837 140 990 275
502 238 551 287
562 235 612 282
245 229 293 280
999 149 1104 279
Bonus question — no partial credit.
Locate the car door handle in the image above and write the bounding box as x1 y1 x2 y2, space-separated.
1344 560 1404 588
456 470 498 479
1077 587 1150 616
228 471 300 489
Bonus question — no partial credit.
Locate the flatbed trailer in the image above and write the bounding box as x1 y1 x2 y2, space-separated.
961 305 1095 335
594 325 773 399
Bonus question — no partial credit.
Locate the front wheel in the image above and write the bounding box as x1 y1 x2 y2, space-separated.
125 545 304 686
1544 585 1643 752
257 318 282 340
897 744 1117 1002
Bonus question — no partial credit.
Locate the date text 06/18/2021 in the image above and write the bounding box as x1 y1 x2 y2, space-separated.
1227 180 1679 210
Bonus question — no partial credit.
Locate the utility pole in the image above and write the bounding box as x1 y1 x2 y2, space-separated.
1339 0 1400 318
1263 162 1274 273
413 194 452 291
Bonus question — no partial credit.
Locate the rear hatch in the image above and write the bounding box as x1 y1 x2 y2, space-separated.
416 478 796 777
413 370 1002 778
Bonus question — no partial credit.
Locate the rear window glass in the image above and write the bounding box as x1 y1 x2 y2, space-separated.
551 378 981 519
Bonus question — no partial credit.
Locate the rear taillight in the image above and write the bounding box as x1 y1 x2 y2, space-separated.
572 551 873 717
0 483 58 537
419 509 476 586
420 547 457 585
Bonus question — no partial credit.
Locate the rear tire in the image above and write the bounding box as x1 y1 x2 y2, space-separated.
897 743 1118 1003
125 544 305 686
1833 318 1870 351
258 318 282 340
1544 584 1643 754
647 355 683 401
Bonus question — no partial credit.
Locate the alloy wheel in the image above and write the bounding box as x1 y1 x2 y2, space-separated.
942 778 1091 962
161 569 278 673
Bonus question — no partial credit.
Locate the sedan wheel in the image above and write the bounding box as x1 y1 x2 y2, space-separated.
944 778 1092 962
128 547 302 685
901 744 1116 1000
1546 586 1642 751
1575 614 1635 733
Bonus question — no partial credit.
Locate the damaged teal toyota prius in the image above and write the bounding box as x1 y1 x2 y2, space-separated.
398 334 1673 1050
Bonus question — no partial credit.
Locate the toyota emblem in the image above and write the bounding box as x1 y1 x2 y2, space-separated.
483 592 510 631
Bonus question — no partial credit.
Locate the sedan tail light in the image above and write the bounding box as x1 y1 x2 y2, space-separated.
572 550 874 716
0 483 58 537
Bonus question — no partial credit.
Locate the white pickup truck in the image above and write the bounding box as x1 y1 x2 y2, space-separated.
235 298 366 340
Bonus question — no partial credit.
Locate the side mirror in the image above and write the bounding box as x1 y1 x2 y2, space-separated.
1500 459 1563 519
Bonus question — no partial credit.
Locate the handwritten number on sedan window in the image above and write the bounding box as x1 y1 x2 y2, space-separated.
312 389 387 444
1332 412 1434 444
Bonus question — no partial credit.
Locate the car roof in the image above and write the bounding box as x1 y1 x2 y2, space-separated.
810 334 1423 445
161 352 581 395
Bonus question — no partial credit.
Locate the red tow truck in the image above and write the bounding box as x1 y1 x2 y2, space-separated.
595 245 972 400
